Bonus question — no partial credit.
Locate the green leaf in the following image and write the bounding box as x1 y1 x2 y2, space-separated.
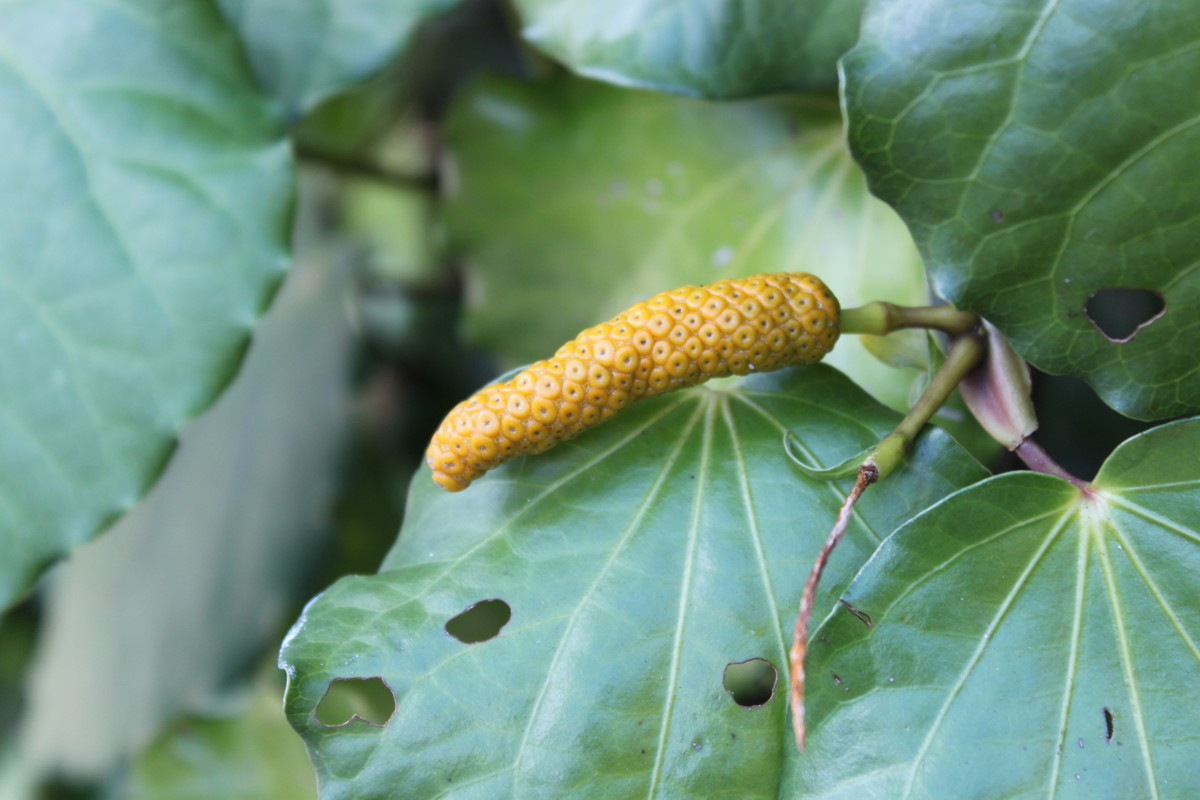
797 418 1200 798
19 219 352 778
446 73 930 412
216 0 462 119
281 366 988 798
0 0 291 609
126 674 318 800
513 0 865 98
841 0 1200 421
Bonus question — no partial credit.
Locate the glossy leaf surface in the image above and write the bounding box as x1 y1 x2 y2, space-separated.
842 0 1200 420
0 0 291 608
514 0 865 97
280 366 988 798
798 418 1200 798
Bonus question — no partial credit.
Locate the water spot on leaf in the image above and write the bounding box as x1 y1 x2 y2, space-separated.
446 598 511 643
1084 288 1165 342
315 677 396 727
723 658 777 708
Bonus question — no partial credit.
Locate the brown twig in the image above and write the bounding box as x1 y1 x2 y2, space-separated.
789 463 879 750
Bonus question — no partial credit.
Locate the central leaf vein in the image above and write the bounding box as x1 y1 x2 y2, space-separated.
1048 512 1089 797
508 397 707 788
722 398 788 660
1094 521 1161 799
646 396 714 798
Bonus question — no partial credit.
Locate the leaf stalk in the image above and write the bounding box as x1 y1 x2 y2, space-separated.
840 301 979 338
789 328 986 749
867 331 986 479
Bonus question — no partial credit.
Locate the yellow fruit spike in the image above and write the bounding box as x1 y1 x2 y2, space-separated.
427 272 840 491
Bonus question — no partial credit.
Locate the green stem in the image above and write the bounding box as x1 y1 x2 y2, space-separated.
787 328 987 750
865 331 986 479
841 301 980 337
788 330 986 750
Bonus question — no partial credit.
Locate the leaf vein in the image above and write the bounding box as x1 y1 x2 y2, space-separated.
646 398 714 798
899 506 1075 799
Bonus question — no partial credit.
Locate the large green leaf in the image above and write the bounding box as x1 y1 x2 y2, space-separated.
0 0 291 608
513 0 865 98
19 214 352 779
280 366 988 798
216 0 461 119
797 418 1200 798
446 73 930 412
841 0 1200 421
126 673 317 800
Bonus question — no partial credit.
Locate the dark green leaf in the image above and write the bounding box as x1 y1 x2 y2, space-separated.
0 0 292 608
841 0 1200 420
798 418 1200 798
216 0 461 119
280 366 988 798
513 0 865 98
446 73 931 412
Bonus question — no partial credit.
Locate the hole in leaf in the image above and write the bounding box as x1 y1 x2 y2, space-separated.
1084 288 1165 342
315 677 396 727
445 598 511 644
723 658 777 708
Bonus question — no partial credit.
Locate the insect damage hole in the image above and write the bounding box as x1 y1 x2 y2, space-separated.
1084 288 1165 342
315 677 397 728
723 658 778 708
445 598 511 644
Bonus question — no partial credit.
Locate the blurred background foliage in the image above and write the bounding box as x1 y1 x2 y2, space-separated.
0 0 1159 797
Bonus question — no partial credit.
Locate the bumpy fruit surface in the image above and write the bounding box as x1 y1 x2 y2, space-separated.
427 272 840 491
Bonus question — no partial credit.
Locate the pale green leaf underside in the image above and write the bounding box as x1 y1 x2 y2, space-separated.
280 366 987 799
446 73 930 412
216 0 461 120
841 0 1200 420
798 418 1200 799
20 221 352 778
0 0 291 607
513 0 864 98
